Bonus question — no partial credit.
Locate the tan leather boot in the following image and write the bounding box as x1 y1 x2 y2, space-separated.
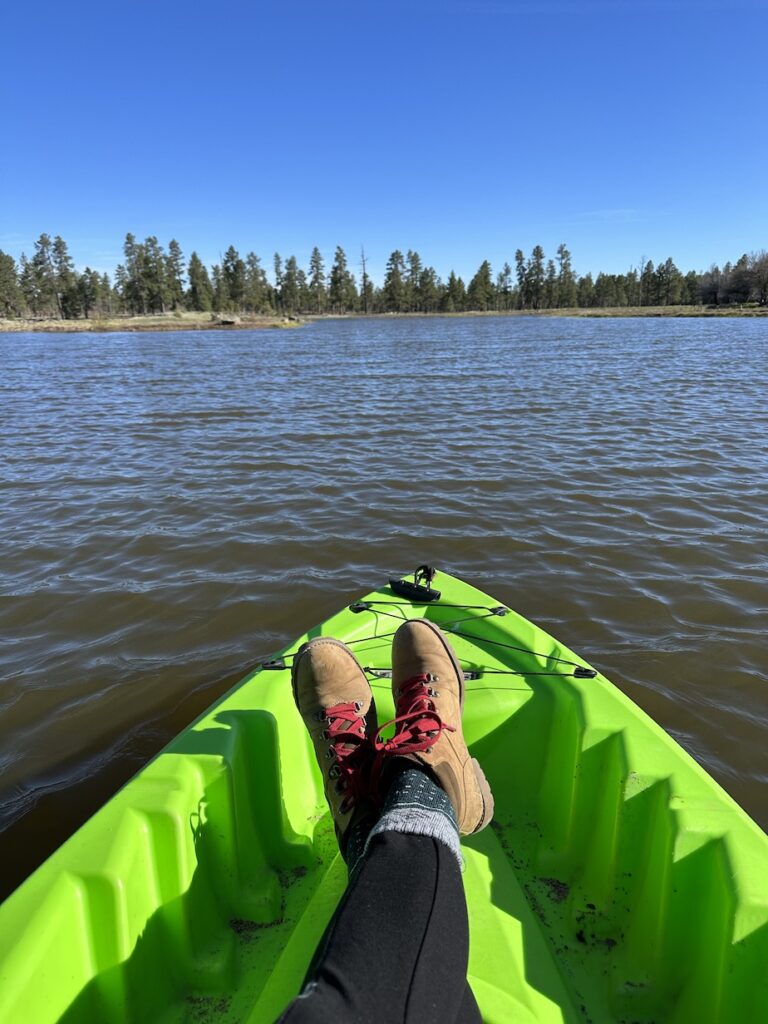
386 619 494 835
291 637 377 852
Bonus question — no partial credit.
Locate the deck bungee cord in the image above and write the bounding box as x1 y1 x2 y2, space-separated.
260 567 596 680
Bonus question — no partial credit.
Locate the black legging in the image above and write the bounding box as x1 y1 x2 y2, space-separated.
278 831 482 1023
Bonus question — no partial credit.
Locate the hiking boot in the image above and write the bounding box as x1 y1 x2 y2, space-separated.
383 618 494 834
291 637 377 853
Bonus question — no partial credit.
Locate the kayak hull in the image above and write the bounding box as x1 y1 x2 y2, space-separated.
1 570 766 1023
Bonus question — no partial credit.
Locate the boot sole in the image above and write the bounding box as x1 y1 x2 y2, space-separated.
470 757 495 834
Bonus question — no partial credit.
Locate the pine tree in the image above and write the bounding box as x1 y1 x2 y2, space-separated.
308 246 326 313
625 267 639 307
113 263 128 313
329 246 357 312
544 259 557 309
418 267 441 312
360 247 372 314
273 253 283 311
748 251 768 305
101 273 114 315
577 273 595 307
52 236 80 318
556 244 577 308
467 260 494 310
441 271 466 312
594 273 617 307
496 263 513 311
514 249 527 308
282 255 300 313
656 257 683 305
0 250 24 316
78 268 102 319
382 250 405 312
684 270 700 305
143 236 169 313
187 252 214 311
245 252 269 313
727 254 751 303
122 234 147 314
640 260 656 306
406 250 423 311
297 267 310 311
526 246 545 309
31 233 61 316
222 245 246 310
211 264 229 311
166 239 185 310
718 262 733 304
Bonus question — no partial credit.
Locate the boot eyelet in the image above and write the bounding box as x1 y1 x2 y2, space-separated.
425 747 433 754
321 729 329 739
325 747 334 759
355 701 362 711
329 765 340 779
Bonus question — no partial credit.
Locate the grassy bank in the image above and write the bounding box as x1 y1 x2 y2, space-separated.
530 304 768 318
0 312 305 333
2 305 767 333
345 305 768 319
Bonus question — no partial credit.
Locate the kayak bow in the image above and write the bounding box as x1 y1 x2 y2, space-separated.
1 568 766 1023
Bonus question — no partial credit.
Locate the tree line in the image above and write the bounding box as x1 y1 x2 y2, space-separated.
1 233 767 320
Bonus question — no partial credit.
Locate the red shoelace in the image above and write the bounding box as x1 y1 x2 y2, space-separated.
324 678 457 811
321 701 371 813
375 673 455 755
369 674 456 796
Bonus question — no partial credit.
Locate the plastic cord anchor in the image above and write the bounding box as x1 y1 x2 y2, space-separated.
261 658 286 671
573 666 597 679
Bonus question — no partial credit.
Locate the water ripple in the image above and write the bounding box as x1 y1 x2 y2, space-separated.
1 316 767 894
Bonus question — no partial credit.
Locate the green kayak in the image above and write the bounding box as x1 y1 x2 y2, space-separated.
1 568 766 1023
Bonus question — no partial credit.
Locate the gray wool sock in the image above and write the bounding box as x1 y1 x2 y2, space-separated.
364 764 462 869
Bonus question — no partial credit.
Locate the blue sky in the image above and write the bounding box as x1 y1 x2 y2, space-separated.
2 0 767 284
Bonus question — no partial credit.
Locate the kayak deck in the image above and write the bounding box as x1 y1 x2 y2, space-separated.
1 570 766 1023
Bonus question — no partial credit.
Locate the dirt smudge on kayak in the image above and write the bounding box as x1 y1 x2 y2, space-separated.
185 994 232 1021
539 876 570 902
230 917 284 939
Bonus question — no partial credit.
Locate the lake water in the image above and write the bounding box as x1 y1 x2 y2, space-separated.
1 315 766 898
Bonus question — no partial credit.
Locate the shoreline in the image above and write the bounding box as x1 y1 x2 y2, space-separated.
0 313 306 334
1 305 767 333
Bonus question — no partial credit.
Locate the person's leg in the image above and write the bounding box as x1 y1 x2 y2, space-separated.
280 801 480 1024
282 623 492 1024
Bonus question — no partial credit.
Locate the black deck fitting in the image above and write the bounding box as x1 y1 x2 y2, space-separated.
261 658 286 671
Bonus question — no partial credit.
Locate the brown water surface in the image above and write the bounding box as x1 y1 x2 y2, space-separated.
1 316 766 899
